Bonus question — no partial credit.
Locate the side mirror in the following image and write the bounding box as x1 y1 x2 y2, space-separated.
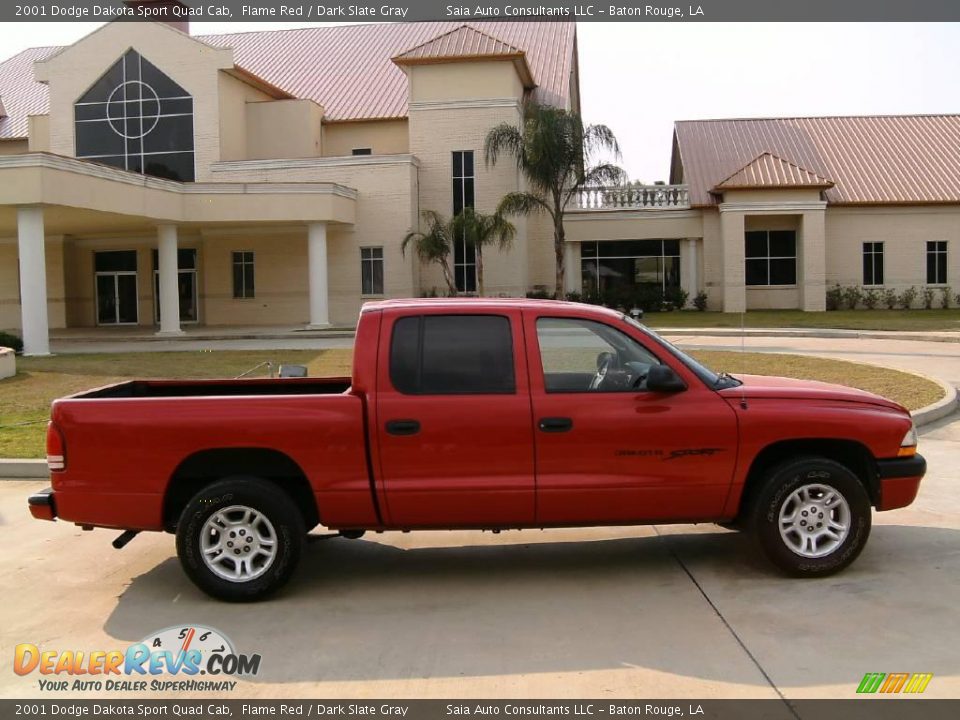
646 364 686 393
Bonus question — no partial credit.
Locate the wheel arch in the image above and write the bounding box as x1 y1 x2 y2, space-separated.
163 447 319 532
736 438 878 520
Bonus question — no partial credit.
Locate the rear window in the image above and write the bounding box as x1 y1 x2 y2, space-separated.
389 314 516 394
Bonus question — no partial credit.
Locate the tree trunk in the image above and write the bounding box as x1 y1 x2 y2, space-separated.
476 247 484 297
441 258 457 296
553 214 567 299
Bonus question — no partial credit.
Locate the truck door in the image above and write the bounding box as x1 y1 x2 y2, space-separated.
374 309 535 527
524 311 738 525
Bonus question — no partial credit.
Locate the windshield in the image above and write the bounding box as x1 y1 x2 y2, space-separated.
621 315 741 389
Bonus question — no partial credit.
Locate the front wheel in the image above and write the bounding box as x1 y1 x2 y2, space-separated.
752 457 871 577
176 477 305 601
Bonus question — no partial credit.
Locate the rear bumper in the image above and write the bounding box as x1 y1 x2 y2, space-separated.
28 487 57 521
876 454 926 511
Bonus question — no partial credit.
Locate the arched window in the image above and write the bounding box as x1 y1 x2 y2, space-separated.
74 49 195 182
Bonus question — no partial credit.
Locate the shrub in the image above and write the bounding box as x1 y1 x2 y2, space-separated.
898 286 918 310
664 287 689 311
693 291 708 312
0 331 23 354
841 285 863 310
862 288 880 310
921 287 936 310
825 284 843 311
955 292 960 308
939 286 951 309
882 288 898 310
525 288 552 299
564 291 583 303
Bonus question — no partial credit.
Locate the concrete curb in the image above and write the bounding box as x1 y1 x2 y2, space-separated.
659 327 960 343
1 366 954 481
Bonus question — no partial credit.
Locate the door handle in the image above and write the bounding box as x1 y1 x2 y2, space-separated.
539 417 573 433
385 419 421 436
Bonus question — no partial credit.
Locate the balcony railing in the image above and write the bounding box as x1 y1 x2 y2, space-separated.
575 184 690 210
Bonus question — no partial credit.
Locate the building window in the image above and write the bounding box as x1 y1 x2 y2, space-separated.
926 241 947 284
352 148 372 156
452 150 477 293
361 247 384 295
390 314 515 395
745 230 797 286
581 240 681 297
232 251 255 299
863 242 884 286
74 49 195 182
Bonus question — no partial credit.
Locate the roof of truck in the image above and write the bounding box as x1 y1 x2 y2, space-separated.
361 297 623 318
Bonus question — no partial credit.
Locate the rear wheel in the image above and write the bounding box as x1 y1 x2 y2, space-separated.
176 477 305 601
751 457 871 577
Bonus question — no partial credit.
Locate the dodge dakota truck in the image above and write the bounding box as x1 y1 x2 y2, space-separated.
29 299 926 601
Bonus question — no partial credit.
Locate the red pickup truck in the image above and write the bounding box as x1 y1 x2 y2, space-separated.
29 299 925 601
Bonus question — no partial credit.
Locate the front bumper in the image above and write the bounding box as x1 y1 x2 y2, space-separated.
876 454 927 511
28 487 57 521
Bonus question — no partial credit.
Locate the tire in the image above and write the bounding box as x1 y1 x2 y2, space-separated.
751 457 871 577
176 477 305 602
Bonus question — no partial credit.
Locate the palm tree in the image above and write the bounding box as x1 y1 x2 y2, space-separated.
453 208 516 297
401 210 458 296
484 102 627 298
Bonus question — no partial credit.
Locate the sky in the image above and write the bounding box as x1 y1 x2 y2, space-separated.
4 21 960 181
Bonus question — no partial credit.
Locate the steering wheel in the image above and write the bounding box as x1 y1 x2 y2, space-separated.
590 353 613 390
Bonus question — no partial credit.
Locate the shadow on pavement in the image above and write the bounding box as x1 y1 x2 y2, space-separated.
103 525 959 687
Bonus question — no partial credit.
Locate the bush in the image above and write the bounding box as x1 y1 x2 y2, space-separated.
841 285 863 310
898 286 918 310
664 287 689 311
921 287 936 310
525 288 552 299
0 331 23 354
825 284 843 311
693 291 708 312
861 288 880 310
939 286 952 309
882 288 898 310
564 291 583 303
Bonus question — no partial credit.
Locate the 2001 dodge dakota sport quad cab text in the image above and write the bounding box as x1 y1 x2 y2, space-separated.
29 299 926 601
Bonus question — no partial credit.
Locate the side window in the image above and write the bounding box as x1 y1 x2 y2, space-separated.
536 317 661 393
390 315 515 395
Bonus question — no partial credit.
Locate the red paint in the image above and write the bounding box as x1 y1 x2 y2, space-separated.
32 299 925 534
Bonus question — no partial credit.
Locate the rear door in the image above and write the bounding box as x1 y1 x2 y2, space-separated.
375 309 535 527
524 311 738 525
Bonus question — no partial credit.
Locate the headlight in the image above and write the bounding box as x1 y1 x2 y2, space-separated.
899 422 918 457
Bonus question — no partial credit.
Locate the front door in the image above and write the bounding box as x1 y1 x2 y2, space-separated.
375 310 535 527
525 312 738 525
94 251 139 325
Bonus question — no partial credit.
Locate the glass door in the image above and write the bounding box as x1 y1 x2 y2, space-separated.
94 251 139 325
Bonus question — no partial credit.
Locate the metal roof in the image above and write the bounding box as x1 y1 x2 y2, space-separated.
713 152 834 191
0 21 575 139
674 115 960 206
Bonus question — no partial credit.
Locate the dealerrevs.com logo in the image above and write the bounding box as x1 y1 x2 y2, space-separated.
13 625 260 692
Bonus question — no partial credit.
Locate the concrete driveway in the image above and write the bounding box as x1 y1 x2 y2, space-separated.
1 411 958 700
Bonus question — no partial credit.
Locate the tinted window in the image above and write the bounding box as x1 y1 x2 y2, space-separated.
390 315 515 394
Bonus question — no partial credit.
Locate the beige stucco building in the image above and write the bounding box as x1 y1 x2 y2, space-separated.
1 14 959 355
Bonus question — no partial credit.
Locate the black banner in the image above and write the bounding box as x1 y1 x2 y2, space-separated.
5 0 960 23
2 700 960 720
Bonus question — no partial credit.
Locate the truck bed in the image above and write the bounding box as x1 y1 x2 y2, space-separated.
75 376 353 399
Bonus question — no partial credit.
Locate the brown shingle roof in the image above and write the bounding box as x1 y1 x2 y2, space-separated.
675 115 960 206
713 152 834 191
0 21 575 139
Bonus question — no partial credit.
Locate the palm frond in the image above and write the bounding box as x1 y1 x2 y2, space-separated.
496 192 554 220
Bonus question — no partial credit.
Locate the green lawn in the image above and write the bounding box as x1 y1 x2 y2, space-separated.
646 309 960 331
0 348 943 459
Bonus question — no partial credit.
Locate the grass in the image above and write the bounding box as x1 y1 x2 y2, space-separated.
645 308 960 331
0 348 942 459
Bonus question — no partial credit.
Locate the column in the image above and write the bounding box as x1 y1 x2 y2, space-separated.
680 238 699 307
308 222 330 328
800 209 827 311
17 206 50 356
156 224 183 335
563 242 580 295
719 208 747 313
